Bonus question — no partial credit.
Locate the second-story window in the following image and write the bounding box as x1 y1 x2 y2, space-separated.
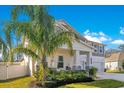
99 46 103 53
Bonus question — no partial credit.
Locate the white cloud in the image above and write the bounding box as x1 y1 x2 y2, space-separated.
83 29 111 43
84 35 101 43
111 39 124 44
99 37 108 42
99 32 105 36
84 29 90 35
120 27 124 35
84 29 98 36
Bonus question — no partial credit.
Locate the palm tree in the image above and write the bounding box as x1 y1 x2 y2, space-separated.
11 6 75 86
0 22 16 62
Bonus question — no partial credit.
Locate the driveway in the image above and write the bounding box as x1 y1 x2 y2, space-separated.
97 72 124 82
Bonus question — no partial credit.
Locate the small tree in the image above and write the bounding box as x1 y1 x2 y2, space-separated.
89 67 97 79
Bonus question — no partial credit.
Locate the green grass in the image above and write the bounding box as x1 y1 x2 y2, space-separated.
60 79 124 88
106 70 124 74
112 72 124 74
1 77 124 88
0 76 35 88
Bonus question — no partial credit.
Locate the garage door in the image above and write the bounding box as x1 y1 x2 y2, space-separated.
92 62 104 72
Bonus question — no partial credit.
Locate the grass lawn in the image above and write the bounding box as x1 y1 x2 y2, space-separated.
106 70 124 74
1 77 124 88
60 79 124 88
0 76 35 88
111 72 124 74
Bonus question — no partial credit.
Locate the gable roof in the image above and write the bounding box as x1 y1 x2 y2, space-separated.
55 20 95 49
55 20 106 46
55 20 106 51
105 52 121 62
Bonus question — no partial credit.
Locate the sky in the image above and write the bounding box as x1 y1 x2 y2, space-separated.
1 5 124 49
48 5 124 49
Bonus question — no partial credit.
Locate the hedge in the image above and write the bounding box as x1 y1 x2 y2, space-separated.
37 70 93 88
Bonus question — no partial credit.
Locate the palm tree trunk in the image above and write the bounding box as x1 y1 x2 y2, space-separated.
41 55 47 87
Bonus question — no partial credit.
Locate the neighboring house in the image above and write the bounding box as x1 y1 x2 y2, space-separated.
25 20 106 75
105 52 124 70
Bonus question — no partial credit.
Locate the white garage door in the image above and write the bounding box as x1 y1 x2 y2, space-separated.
92 62 104 72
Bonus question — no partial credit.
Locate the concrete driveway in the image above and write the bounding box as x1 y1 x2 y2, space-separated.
97 72 124 82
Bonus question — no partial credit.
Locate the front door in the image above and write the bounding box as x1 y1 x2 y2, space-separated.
80 55 87 70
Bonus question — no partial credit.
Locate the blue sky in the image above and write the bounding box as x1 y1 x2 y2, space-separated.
48 5 124 49
1 5 124 49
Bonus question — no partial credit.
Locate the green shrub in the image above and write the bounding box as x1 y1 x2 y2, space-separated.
44 81 57 88
89 67 97 78
42 77 93 88
37 70 93 87
53 70 86 81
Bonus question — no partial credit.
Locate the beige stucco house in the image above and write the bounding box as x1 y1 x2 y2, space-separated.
25 20 106 75
105 52 124 70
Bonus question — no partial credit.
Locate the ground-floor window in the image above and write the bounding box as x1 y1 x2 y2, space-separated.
57 56 64 68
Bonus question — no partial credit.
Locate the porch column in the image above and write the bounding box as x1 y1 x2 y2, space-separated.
75 50 80 66
87 52 92 67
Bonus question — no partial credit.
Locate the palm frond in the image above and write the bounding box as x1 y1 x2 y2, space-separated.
13 47 41 61
47 31 74 56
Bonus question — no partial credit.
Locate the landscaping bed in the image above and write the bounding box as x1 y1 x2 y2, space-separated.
35 70 94 88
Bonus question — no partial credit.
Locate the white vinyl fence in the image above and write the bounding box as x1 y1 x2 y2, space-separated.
0 61 29 80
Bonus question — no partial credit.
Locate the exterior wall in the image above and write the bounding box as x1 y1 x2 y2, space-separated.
0 64 7 80
105 61 118 70
0 61 29 80
92 56 105 63
48 49 74 70
61 40 93 52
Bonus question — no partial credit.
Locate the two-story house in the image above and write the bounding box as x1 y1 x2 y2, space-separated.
47 20 105 72
24 20 106 76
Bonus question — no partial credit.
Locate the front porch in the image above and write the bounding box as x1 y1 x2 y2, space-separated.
47 48 92 71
